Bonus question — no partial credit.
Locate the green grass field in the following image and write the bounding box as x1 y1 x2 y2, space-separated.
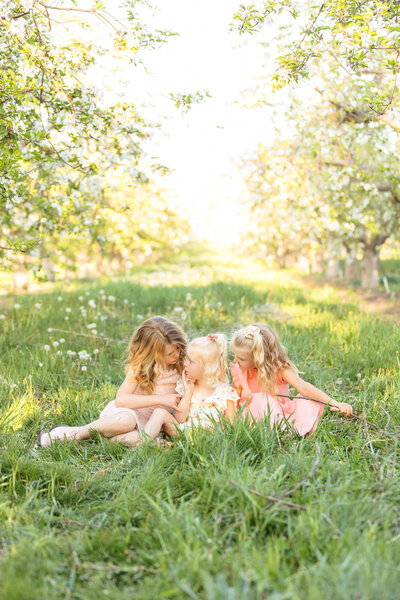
1 254 400 599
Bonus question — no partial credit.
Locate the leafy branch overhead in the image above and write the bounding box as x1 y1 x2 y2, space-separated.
232 0 400 127
0 0 182 271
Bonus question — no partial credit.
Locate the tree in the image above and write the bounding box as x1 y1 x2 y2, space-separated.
232 0 400 130
241 88 400 288
0 0 176 273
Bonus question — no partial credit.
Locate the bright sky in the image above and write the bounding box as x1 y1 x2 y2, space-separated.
68 1 277 246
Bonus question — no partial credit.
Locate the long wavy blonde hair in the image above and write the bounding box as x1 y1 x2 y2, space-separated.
231 323 297 396
190 333 228 387
125 316 186 393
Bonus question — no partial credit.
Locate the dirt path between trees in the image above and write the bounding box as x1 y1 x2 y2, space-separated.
300 275 400 322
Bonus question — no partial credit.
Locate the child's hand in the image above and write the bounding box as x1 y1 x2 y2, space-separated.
182 372 195 394
329 400 353 416
161 394 182 410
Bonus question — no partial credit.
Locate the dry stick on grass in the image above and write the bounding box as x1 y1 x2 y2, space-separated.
269 449 320 503
230 448 341 533
277 393 399 439
228 479 306 511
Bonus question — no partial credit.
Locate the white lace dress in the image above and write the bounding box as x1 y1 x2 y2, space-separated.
176 380 239 430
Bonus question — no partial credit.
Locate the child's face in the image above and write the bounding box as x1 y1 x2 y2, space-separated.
232 344 256 370
165 344 180 366
184 347 204 382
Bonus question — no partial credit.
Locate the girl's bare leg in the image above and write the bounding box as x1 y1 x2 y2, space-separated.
144 408 177 439
110 429 141 447
74 413 137 440
39 413 138 447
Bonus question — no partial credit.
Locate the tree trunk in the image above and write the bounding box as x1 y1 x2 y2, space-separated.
326 257 340 280
361 246 380 288
344 257 359 282
311 249 325 274
42 258 56 282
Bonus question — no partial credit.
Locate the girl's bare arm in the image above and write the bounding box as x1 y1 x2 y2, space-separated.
173 374 194 424
115 376 180 410
281 368 353 416
224 399 237 424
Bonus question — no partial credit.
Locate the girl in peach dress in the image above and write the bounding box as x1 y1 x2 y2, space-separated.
230 323 353 436
38 316 186 447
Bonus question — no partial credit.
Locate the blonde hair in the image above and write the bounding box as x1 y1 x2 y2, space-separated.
231 323 297 396
126 316 186 393
190 332 228 388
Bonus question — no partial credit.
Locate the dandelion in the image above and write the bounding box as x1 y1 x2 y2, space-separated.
137 314 144 320
124 299 129 304
88 299 96 308
48 327 53 332
173 307 183 313
14 303 20 309
108 295 116 301
44 345 50 351
81 366 87 371
65 317 69 321
78 350 90 360
0 315 5 320
35 303 41 309
39 363 43 367
78 296 83 300
60 338 65 343
100 315 107 321
186 293 192 301
57 350 63 355
65 307 71 313
67 350 76 356
87 323 97 329
53 341 59 347
93 349 99 354
57 296 62 301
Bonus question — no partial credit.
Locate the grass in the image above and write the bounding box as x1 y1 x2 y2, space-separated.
1 253 400 599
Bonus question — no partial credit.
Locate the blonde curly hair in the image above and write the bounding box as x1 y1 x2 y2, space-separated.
189 333 228 388
125 316 186 393
231 323 297 396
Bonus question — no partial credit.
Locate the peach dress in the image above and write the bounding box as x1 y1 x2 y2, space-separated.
100 368 180 429
230 363 324 436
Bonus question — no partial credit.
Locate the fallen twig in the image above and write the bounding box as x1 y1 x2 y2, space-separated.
270 448 320 501
228 479 306 511
277 393 399 439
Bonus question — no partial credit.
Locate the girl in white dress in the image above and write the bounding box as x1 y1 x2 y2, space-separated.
140 333 239 442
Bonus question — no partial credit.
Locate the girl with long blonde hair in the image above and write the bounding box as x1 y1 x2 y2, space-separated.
134 332 239 443
230 323 353 436
38 316 187 446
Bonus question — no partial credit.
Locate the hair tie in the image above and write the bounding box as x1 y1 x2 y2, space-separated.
244 325 260 340
207 333 217 341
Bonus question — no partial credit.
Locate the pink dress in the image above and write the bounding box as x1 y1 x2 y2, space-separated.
230 363 324 436
99 368 180 429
